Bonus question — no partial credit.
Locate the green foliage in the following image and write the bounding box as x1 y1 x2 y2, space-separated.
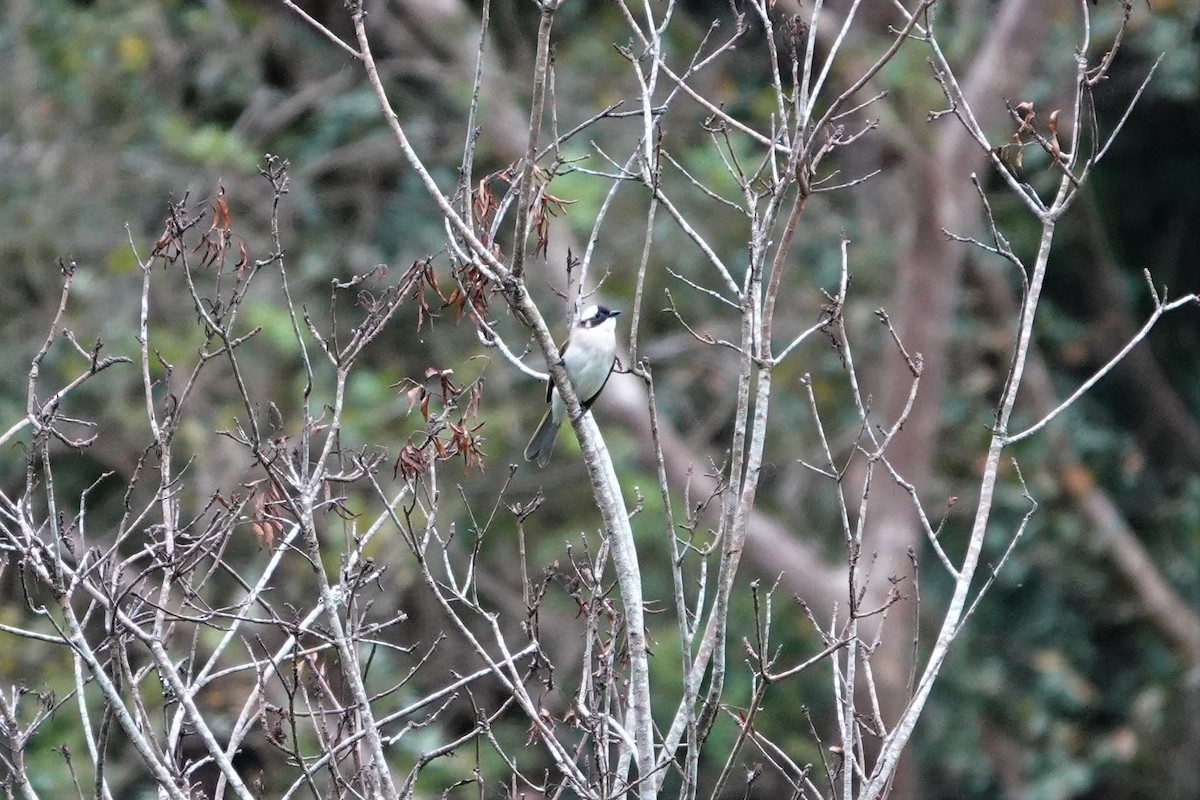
1 1 1197 797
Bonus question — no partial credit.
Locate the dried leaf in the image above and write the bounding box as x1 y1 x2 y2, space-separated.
211 190 231 231
234 241 249 277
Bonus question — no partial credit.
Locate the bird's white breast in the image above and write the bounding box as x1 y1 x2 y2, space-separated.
566 320 615 389
551 316 617 420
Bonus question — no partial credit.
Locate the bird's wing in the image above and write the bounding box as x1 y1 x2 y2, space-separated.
545 334 571 403
582 357 616 410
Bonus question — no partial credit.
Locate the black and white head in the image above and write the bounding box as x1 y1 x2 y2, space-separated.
578 305 621 330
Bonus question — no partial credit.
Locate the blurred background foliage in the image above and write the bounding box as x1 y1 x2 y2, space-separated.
1 0 1198 797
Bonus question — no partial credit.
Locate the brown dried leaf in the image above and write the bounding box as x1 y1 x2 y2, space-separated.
405 385 424 414
234 241 249 277
211 190 231 232
249 481 284 551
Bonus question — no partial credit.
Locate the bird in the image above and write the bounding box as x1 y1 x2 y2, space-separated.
524 304 621 467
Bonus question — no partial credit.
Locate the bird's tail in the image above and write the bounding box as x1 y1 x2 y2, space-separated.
523 410 561 467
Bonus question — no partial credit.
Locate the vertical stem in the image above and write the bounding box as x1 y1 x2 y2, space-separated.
762 181 809 353
863 202 1063 796
510 4 556 281
299 489 401 798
